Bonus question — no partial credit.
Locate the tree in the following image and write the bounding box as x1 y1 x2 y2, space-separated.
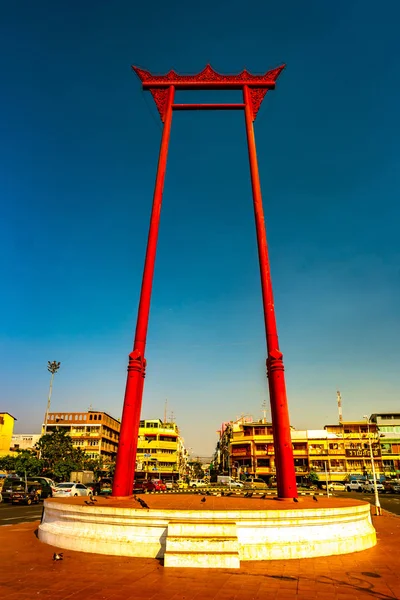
15 450 43 477
309 470 320 484
35 430 85 480
0 455 16 472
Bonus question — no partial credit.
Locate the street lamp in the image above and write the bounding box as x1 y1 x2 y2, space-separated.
363 415 382 516
43 361 61 436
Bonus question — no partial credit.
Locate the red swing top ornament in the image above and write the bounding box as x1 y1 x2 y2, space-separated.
133 64 285 122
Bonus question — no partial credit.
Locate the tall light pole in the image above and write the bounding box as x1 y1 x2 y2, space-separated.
363 415 382 516
43 361 61 436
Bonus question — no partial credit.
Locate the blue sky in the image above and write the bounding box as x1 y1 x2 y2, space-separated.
1 1 399 455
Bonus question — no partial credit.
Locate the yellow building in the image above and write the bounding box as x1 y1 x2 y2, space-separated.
324 421 383 479
217 417 386 484
136 419 186 481
44 410 120 460
0 413 17 457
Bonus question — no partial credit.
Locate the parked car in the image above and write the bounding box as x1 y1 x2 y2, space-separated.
10 483 42 505
189 479 207 488
362 479 385 493
24 477 55 498
243 478 268 489
346 479 364 492
135 479 167 493
53 482 93 497
383 479 400 494
1 479 27 503
322 482 346 492
176 480 188 489
87 478 113 496
228 480 244 489
217 477 243 488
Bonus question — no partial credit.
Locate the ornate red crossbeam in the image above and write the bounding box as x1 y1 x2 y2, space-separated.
112 65 298 501
132 64 285 122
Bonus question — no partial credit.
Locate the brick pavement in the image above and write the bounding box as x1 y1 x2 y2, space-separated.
0 507 399 600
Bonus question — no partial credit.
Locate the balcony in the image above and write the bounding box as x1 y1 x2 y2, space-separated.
138 441 177 450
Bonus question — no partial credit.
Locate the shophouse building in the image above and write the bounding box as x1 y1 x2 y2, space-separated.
43 410 120 460
136 419 187 482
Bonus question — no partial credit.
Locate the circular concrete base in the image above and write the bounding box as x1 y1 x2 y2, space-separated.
38 495 376 568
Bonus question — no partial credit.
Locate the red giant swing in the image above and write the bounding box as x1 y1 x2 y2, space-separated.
112 65 298 500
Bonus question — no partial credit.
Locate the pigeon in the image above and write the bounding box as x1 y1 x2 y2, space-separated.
293 497 299 503
260 493 266 499
221 491 225 497
91 497 98 502
201 497 206 503
313 495 318 502
225 491 233 497
137 498 149 509
53 553 63 561
84 500 95 506
206 490 211 496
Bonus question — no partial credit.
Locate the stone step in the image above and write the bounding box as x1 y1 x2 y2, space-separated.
166 535 238 553
164 520 240 568
167 520 237 538
164 550 240 569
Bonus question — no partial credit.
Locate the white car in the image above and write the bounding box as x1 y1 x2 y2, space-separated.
346 479 364 492
228 481 244 489
189 479 208 488
53 482 93 497
362 479 385 493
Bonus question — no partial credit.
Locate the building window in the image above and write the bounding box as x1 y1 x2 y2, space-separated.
254 427 267 436
89 415 93 420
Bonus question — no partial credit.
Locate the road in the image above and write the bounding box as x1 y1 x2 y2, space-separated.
332 490 400 515
0 502 44 526
1 491 400 526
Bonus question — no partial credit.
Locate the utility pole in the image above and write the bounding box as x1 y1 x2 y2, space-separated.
43 361 61 436
337 391 343 423
261 399 268 423
39 361 60 460
364 415 382 516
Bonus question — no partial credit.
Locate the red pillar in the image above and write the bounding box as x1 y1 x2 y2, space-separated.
112 85 175 497
243 85 298 499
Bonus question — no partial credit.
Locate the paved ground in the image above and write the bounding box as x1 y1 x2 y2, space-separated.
0 505 399 599
38 492 362 510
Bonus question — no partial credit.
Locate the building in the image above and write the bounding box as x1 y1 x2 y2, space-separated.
43 410 120 460
215 416 389 484
10 434 41 452
0 413 17 457
323 421 383 479
136 419 187 481
370 413 400 476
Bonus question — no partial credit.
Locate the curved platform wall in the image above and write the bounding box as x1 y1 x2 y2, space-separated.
38 499 376 565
